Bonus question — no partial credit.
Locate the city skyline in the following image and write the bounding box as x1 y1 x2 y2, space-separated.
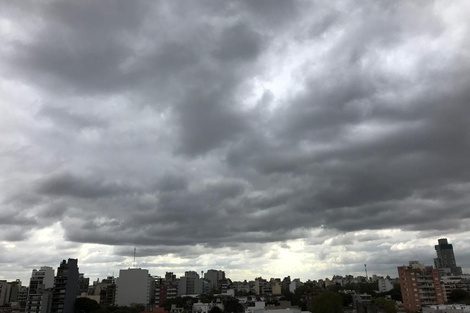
1 1 470 287
0 238 465 286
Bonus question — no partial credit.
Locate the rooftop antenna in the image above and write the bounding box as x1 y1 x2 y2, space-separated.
364 264 368 281
133 247 136 268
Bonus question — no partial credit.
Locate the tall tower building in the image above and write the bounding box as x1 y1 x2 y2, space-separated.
51 259 79 313
26 266 55 313
398 261 445 313
434 238 463 276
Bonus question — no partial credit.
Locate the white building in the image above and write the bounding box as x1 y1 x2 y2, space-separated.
25 266 55 313
378 278 393 293
423 304 470 313
115 268 152 306
246 302 265 313
289 279 301 293
192 301 211 313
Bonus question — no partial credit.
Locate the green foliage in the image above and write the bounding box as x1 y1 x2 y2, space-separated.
342 282 378 296
209 306 223 313
376 283 402 302
162 296 201 312
389 283 402 302
310 291 343 313
372 298 397 313
199 294 215 304
449 289 470 304
74 297 100 313
265 298 279 306
280 289 294 303
288 282 325 310
339 293 352 307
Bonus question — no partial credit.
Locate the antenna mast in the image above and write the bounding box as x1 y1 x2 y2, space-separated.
364 264 368 281
133 247 136 268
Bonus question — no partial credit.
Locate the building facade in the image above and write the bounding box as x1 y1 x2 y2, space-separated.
434 238 463 276
51 259 79 313
204 270 225 292
178 272 202 296
398 261 445 313
115 268 151 306
0 281 11 306
378 277 394 293
26 266 55 313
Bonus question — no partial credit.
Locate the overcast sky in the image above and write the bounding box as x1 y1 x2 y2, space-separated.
1 0 470 285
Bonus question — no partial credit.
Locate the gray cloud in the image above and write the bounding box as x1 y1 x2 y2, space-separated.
35 171 131 199
1 0 470 282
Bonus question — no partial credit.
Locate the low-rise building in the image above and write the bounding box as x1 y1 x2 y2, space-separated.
440 275 470 302
423 304 470 313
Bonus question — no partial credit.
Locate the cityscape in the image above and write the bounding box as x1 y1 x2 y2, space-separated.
1 238 469 313
2 1 470 313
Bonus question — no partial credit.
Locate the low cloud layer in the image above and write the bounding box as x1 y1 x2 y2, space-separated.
1 0 470 283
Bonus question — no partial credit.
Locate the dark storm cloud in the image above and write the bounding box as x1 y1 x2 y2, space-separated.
35 171 131 199
4 0 148 94
0 212 36 226
1 0 470 278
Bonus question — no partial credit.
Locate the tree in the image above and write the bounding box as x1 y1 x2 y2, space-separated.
388 283 402 302
209 306 223 313
310 291 343 313
74 298 100 313
373 298 397 313
449 289 470 304
339 293 352 307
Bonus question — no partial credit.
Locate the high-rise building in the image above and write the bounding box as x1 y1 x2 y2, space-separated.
51 259 79 313
26 266 55 313
434 238 463 276
115 268 151 306
178 271 202 296
164 272 178 300
153 276 166 307
204 270 225 292
8 279 22 304
398 261 445 313
0 281 11 306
